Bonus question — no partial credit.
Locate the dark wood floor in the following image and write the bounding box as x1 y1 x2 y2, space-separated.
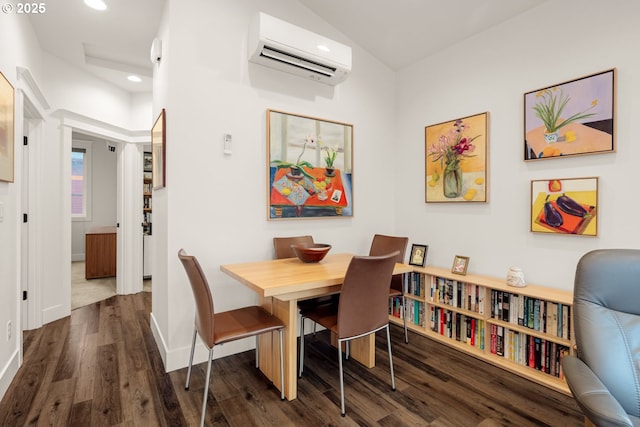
0 292 585 426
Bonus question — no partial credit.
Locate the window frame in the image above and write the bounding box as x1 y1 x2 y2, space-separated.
71 140 93 221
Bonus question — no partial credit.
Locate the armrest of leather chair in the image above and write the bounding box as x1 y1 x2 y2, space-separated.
561 355 635 427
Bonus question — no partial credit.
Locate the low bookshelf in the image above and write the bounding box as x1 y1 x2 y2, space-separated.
389 266 573 395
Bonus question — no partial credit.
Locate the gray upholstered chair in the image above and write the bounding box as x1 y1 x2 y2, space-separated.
561 249 640 427
299 252 399 416
179 249 286 427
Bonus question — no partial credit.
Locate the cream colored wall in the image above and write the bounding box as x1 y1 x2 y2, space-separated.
151 0 398 370
395 0 640 290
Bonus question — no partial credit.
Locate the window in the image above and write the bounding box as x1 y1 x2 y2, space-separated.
71 144 92 219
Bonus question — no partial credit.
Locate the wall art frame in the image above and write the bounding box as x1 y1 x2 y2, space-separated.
530 177 598 236
451 255 469 275
151 108 165 190
409 244 428 267
425 112 488 203
0 71 15 182
524 68 615 161
267 109 353 220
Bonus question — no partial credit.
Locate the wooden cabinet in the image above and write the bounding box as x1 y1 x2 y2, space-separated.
390 266 574 395
85 226 117 279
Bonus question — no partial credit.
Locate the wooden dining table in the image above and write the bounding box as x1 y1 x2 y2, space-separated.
220 252 413 400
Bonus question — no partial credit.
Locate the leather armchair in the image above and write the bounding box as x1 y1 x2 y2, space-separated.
561 249 640 427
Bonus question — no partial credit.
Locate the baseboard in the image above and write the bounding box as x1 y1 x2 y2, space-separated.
0 347 20 401
71 253 85 262
42 303 68 325
150 312 253 372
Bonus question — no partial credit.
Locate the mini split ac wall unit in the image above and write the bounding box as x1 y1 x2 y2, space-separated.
248 12 352 86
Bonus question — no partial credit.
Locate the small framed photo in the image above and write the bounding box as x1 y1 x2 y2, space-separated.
409 244 428 267
452 255 469 275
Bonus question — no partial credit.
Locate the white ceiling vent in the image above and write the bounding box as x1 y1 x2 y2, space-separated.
248 12 352 86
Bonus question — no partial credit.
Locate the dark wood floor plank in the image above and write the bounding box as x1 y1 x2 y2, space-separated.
0 362 46 426
31 377 76 426
68 399 92 427
0 292 586 427
72 329 98 403
92 342 123 426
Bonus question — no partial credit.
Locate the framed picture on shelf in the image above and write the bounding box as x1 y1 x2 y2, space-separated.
151 109 165 189
425 112 488 203
451 255 469 275
267 109 353 220
530 177 598 236
409 244 428 267
524 69 615 161
0 71 14 182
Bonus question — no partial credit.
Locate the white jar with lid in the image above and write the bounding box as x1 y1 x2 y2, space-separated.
506 266 526 287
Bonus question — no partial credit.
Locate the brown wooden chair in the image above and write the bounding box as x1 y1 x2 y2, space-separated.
298 252 399 416
178 249 285 427
369 234 409 343
273 236 338 333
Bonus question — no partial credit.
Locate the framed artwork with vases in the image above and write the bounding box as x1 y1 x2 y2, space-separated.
267 109 353 219
425 112 488 203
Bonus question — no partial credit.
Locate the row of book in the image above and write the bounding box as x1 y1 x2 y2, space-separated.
143 211 152 235
490 291 570 339
429 306 485 349
404 272 427 297
143 181 153 193
429 276 486 314
389 297 426 327
489 323 570 378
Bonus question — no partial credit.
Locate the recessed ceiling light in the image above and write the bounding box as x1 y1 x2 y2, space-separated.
127 75 142 83
84 0 107 11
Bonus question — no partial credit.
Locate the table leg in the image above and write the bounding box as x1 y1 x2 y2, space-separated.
259 296 298 400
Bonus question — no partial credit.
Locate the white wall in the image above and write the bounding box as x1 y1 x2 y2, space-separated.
71 137 118 261
0 5 153 401
0 9 43 400
395 0 640 290
151 0 398 369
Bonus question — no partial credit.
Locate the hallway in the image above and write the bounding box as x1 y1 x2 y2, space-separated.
71 261 151 310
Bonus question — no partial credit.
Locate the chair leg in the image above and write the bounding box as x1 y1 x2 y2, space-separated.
338 338 346 416
346 341 350 360
278 329 285 400
200 348 214 427
299 316 305 378
402 295 409 344
386 325 396 391
185 328 197 390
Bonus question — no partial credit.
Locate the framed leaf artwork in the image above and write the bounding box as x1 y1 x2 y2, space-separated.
524 69 615 161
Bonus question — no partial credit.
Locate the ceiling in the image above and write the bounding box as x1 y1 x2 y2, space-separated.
27 0 546 94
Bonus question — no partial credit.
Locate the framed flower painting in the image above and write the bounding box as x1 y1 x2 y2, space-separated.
267 109 353 219
524 69 615 161
425 112 488 203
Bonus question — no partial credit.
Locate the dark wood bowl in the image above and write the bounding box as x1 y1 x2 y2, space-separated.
290 243 332 263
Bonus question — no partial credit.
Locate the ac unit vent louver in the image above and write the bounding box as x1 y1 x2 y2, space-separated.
248 12 351 85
